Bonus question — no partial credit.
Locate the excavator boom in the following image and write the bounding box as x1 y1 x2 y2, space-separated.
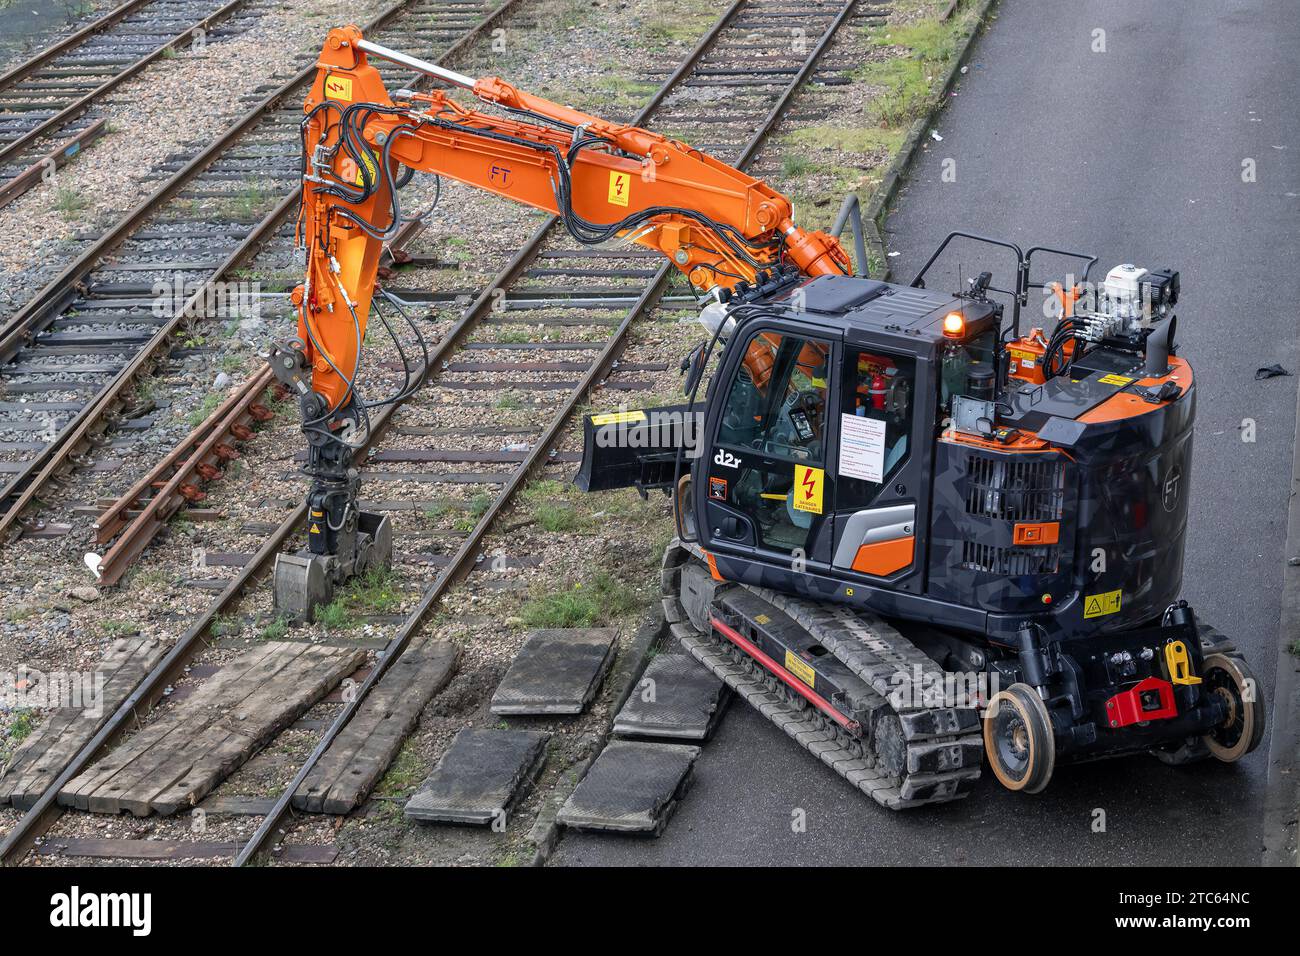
296 25 849 408
270 26 849 621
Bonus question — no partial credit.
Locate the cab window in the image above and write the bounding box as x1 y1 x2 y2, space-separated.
836 349 915 510
718 331 829 459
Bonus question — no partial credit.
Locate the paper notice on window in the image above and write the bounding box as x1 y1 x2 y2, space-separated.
839 414 887 483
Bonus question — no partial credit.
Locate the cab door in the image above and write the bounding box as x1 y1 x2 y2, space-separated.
829 344 931 589
699 324 837 567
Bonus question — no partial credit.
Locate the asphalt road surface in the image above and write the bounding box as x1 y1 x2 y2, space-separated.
553 0 1300 866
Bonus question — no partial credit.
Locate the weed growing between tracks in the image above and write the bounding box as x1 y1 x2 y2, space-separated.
519 572 644 629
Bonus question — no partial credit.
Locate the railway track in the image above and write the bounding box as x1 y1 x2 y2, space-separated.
0 0 264 209
0 0 523 544
0 0 873 866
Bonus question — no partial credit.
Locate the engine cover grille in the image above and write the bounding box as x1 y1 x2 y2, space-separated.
964 455 1065 522
960 540 1059 576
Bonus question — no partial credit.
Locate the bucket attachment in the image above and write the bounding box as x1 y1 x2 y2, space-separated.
273 509 392 622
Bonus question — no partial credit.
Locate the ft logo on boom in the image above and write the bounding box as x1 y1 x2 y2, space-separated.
489 164 512 188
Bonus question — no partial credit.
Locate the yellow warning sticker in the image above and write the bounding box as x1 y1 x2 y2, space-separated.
607 170 631 207
1098 373 1134 387
1010 349 1037 369
1083 588 1122 618
324 75 353 101
793 465 824 515
590 409 646 426
784 650 815 688
310 523 321 534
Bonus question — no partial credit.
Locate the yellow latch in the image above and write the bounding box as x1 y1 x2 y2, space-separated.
1164 640 1202 685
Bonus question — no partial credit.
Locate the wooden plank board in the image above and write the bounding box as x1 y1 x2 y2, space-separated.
57 642 365 816
0 637 167 810
293 640 458 815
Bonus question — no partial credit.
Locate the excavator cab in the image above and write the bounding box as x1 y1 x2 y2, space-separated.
578 272 1000 599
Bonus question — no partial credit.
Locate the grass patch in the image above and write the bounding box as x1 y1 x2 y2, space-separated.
783 125 906 155
132 375 158 404
869 5 968 62
3 604 36 623
782 154 820 178
187 391 222 427
376 741 425 797
260 614 290 641
8 709 35 744
536 501 579 532
453 492 493 531
315 597 355 630
101 618 138 638
345 566 403 614
130 566 175 590
858 57 934 127
642 14 700 45
223 183 270 221
858 2 979 128
1290 638 1300 656
2 710 37 762
209 613 240 638
494 391 523 411
423 502 452 521
520 572 641 629
54 187 87 218
523 479 568 501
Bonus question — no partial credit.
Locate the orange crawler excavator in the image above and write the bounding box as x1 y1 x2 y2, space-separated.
272 27 1263 807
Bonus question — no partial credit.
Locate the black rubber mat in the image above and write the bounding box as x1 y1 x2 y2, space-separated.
613 653 730 741
404 728 549 826
490 628 616 715
557 740 699 835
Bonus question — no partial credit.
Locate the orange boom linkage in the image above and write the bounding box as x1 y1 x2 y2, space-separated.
269 26 850 618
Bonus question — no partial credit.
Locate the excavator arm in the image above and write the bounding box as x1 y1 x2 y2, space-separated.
270 26 851 619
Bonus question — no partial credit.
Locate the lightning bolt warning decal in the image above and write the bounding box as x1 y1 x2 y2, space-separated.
607 170 630 207
792 465 824 515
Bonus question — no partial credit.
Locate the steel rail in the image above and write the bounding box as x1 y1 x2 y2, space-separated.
92 364 277 585
0 0 524 543
92 367 273 544
0 0 404 362
0 119 108 211
234 0 856 866
0 0 528 864
0 0 253 172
